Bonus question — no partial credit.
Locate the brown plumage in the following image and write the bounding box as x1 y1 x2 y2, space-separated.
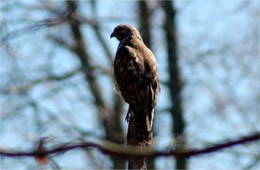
111 24 160 143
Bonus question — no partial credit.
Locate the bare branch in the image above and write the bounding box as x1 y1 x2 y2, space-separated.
0 132 259 159
0 68 81 94
48 35 77 52
0 17 66 44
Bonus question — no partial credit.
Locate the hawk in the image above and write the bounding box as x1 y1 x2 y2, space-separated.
111 24 160 143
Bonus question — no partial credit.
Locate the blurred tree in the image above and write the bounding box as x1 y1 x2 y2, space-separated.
162 1 187 169
63 1 126 169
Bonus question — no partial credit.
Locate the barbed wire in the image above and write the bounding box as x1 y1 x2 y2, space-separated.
0 132 259 160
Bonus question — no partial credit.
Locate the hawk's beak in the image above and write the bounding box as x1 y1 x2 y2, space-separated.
110 32 115 38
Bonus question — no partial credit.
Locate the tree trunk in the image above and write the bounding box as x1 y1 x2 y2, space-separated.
161 1 187 169
65 1 125 169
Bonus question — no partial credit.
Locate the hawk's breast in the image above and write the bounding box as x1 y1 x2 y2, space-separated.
114 42 160 110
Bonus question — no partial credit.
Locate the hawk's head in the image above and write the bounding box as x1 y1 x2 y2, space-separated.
110 24 142 42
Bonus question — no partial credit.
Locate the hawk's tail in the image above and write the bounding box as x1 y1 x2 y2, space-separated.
128 107 154 144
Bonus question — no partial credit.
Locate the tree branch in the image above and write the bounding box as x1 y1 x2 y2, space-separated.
0 68 81 94
1 132 259 159
0 17 66 44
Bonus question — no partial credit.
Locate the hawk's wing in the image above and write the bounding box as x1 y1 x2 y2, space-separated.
114 44 160 112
